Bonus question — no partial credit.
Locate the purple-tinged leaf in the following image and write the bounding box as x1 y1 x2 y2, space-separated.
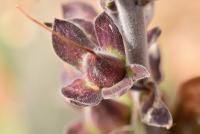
147 27 161 45
67 122 88 134
102 78 134 99
90 100 130 134
71 19 97 44
86 54 126 88
62 2 97 20
52 19 95 70
139 82 173 129
95 12 125 59
144 2 154 26
129 64 150 81
149 44 162 82
62 79 102 106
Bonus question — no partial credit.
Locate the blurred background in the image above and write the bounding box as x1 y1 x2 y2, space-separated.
0 0 200 134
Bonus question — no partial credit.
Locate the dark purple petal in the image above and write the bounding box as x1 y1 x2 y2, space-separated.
67 122 88 134
129 64 150 81
147 27 161 45
85 54 126 88
90 100 131 134
62 2 97 20
102 77 134 99
149 44 162 82
138 82 173 129
62 79 102 106
71 19 97 44
95 12 125 59
52 19 94 70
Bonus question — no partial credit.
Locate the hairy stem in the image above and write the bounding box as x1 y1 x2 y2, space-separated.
112 0 149 67
106 0 152 128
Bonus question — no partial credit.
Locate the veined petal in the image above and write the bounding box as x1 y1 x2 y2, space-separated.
62 1 97 20
71 19 98 44
52 19 94 70
95 12 125 60
85 54 126 88
102 77 134 99
62 79 102 106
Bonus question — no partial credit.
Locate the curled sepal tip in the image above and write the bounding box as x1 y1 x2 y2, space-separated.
141 99 173 129
140 82 173 129
129 64 150 81
102 64 150 99
102 78 134 99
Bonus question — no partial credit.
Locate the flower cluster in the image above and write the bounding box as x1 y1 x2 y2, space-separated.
50 2 150 107
45 1 172 133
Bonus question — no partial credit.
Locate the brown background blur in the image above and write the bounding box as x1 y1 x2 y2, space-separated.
0 0 200 134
